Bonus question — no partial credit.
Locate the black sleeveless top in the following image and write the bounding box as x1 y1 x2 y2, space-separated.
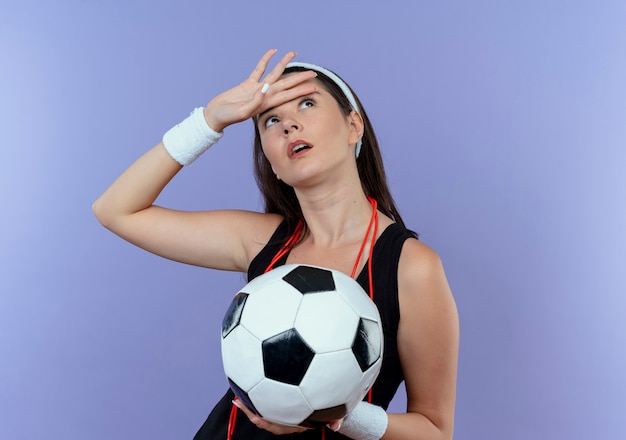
194 222 417 440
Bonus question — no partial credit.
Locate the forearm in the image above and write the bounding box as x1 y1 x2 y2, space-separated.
382 412 452 440
92 142 181 228
337 403 452 440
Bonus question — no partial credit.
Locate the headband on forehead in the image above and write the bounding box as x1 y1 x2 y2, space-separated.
286 61 363 157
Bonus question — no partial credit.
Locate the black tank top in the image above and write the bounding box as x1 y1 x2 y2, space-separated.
194 222 417 440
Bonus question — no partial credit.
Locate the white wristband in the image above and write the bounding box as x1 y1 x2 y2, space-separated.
162 107 223 165
337 401 388 440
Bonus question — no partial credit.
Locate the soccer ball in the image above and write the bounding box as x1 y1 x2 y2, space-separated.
221 264 383 427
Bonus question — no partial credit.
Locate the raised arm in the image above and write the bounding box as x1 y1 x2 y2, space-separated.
92 50 318 271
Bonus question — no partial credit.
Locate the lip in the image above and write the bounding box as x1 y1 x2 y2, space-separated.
287 139 313 158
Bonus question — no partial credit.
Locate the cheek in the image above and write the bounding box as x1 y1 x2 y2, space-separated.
259 135 280 165
318 111 349 135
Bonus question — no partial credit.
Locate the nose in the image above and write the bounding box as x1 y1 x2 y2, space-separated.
282 118 300 135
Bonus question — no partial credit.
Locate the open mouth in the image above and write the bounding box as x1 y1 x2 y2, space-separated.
288 141 312 158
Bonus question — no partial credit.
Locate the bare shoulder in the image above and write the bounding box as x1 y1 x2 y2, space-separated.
396 238 456 316
396 238 446 291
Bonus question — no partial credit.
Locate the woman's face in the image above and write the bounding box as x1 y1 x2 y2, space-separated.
256 77 362 188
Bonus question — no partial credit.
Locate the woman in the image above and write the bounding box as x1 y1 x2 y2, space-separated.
93 49 459 440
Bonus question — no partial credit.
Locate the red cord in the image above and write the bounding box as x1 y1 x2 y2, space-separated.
351 197 377 281
363 197 378 404
265 220 303 273
227 398 238 439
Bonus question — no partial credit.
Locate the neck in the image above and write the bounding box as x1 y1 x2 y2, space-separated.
294 184 374 246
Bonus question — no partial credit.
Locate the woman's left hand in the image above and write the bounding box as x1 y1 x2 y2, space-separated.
233 399 309 435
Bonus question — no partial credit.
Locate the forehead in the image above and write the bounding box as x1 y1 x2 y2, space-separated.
255 76 340 122
280 73 331 96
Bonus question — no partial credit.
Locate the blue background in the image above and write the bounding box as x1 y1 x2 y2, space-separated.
1 1 625 438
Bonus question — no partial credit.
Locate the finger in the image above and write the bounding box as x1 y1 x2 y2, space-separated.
255 419 307 435
233 399 307 434
249 49 278 82
233 398 267 428
327 418 344 432
232 399 255 418
259 81 318 112
256 69 316 102
257 70 318 110
262 51 297 84
272 69 317 91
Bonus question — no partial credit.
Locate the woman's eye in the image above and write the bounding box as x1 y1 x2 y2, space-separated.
265 116 280 128
299 99 314 110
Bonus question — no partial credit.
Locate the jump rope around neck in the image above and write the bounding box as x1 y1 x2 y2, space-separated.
227 197 379 440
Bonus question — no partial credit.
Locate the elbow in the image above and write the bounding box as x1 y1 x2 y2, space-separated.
92 198 102 222
437 417 455 440
92 197 113 229
440 428 454 440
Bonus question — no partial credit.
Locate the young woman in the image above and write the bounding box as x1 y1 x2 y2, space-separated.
93 49 459 440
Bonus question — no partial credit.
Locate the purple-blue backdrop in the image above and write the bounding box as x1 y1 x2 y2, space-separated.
2 1 625 439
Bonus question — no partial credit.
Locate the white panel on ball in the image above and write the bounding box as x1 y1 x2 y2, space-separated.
240 281 302 341
249 380 313 426
295 291 360 352
333 274 381 321
353 357 384 410
221 325 264 391
299 350 363 408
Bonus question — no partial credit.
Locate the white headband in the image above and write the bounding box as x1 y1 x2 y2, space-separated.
286 62 363 157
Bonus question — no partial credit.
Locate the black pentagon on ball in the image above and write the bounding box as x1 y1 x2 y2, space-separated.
221 292 249 338
282 265 336 294
352 317 382 371
262 328 315 385
301 404 348 428
228 378 260 416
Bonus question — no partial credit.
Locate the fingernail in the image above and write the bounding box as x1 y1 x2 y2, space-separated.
326 421 342 432
261 83 270 94
231 399 242 409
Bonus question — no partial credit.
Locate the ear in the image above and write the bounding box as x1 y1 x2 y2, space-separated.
347 110 364 146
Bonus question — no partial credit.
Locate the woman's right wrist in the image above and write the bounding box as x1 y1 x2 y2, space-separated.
202 106 227 133
162 107 223 166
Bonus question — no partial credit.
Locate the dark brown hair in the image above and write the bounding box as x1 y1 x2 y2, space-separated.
253 65 407 241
